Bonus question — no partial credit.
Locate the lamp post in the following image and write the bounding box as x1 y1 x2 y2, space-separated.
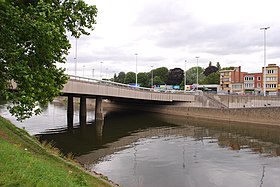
260 27 270 96
184 60 187 92
92 68 95 78
135 53 138 86
82 65 85 77
195 57 199 85
74 38 78 76
100 61 103 80
151 65 154 87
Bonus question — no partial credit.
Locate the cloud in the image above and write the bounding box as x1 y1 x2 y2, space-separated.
69 0 280 78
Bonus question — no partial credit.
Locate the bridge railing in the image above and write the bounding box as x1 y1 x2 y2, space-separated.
68 75 192 95
68 75 152 91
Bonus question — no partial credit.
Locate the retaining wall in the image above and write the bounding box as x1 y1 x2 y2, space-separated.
153 106 280 126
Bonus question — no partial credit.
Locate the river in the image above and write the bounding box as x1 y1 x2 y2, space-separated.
1 101 280 187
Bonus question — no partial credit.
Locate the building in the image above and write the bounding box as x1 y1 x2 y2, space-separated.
243 73 262 95
262 64 280 96
219 66 247 94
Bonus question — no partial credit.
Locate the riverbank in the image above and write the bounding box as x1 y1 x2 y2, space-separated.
154 106 280 126
0 116 116 187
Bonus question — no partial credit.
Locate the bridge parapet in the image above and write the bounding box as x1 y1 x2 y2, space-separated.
62 75 195 102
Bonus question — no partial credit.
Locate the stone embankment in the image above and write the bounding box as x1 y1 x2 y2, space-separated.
155 106 280 126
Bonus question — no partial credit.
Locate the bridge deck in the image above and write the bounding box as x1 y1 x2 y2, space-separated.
62 76 195 102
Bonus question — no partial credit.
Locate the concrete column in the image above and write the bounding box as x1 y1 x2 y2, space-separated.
67 95 74 129
80 96 87 127
95 119 104 143
95 97 104 120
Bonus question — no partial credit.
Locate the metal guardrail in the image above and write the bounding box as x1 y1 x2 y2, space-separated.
68 75 192 95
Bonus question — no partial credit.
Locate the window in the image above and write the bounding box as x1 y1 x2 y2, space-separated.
257 76 261 81
257 83 261 88
266 84 277 88
244 76 254 81
267 69 277 74
224 72 229 76
244 83 254 88
233 85 242 89
266 77 277 81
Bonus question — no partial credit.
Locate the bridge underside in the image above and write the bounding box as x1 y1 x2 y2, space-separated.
62 92 189 128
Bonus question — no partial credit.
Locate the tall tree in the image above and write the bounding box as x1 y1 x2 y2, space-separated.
153 76 164 85
124 72 136 84
137 72 149 87
0 0 97 120
216 62 221 70
153 67 168 84
203 66 218 76
186 67 205 85
202 72 220 84
167 68 184 85
115 72 126 83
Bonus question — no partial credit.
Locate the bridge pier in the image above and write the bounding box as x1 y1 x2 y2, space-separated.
95 119 104 143
95 97 104 120
80 96 87 127
67 95 74 129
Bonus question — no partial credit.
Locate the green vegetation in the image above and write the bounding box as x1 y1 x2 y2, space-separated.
0 0 97 121
113 62 224 88
0 116 112 187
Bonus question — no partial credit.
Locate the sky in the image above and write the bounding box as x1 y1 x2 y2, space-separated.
64 0 280 79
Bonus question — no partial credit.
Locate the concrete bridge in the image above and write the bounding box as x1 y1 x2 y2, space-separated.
62 75 195 127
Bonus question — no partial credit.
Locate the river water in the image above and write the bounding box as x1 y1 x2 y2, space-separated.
1 101 280 187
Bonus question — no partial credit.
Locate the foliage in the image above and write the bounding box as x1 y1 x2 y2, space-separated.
203 66 218 76
137 72 149 87
124 72 136 84
153 76 164 85
0 0 97 120
186 67 205 85
153 67 168 83
167 68 184 85
115 71 126 83
216 62 221 70
202 72 220 84
221 66 235 70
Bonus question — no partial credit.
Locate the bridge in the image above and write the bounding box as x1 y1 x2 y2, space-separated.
62 75 195 127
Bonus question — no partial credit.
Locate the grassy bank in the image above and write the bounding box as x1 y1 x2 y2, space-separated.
0 116 113 187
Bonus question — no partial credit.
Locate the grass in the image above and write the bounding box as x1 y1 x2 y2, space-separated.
0 116 114 187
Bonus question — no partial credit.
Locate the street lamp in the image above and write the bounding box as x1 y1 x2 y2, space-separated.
100 61 103 80
151 65 154 87
184 60 187 92
82 65 85 77
74 38 78 76
135 53 138 86
92 68 95 78
260 27 270 96
195 57 199 85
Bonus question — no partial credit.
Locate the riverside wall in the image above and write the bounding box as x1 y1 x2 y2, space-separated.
153 106 280 126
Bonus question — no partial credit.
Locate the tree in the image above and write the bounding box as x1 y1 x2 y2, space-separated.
216 62 221 70
186 67 205 85
0 0 97 120
202 72 220 84
137 72 149 87
115 72 126 83
167 68 184 85
124 72 136 84
203 66 218 76
153 76 164 85
153 67 168 84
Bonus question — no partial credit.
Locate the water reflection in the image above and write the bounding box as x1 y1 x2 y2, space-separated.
2 101 280 186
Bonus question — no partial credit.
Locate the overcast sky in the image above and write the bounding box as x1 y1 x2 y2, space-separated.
65 0 280 79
